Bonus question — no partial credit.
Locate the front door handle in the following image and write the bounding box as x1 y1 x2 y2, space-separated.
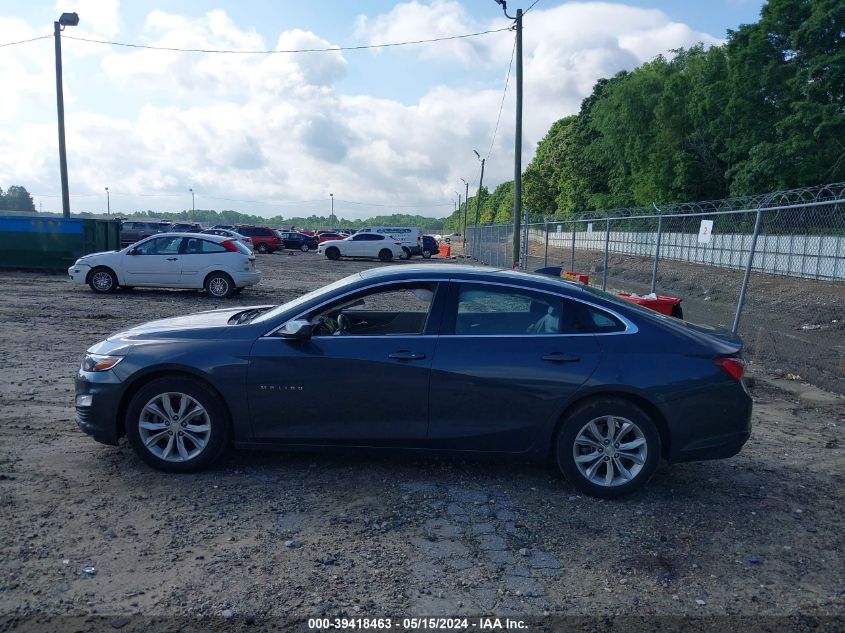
388 351 426 361
167 257 179 261
542 352 580 363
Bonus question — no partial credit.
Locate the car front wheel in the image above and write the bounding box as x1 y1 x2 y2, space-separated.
126 377 229 472
88 267 118 294
300 243 309 252
325 247 340 261
556 397 660 499
256 244 268 254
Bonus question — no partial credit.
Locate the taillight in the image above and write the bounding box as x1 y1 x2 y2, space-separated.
714 357 744 381
221 240 238 252
395 242 402 246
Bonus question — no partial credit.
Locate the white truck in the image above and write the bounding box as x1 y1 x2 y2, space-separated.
355 226 423 258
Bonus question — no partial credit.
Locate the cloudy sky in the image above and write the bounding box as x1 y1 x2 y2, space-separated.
0 0 764 219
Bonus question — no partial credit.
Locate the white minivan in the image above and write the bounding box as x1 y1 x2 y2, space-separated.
356 226 422 258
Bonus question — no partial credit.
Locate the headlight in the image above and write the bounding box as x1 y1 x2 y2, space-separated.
82 353 124 372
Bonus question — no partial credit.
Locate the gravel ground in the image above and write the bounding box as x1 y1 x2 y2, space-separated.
0 251 843 631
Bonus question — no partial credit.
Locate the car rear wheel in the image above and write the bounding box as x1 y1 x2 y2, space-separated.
300 243 309 252
422 248 433 259
556 397 660 499
126 377 229 473
325 247 340 261
401 247 411 260
379 249 393 262
204 272 235 298
88 267 117 294
256 243 268 254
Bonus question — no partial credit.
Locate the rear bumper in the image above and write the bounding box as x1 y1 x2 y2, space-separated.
233 271 262 287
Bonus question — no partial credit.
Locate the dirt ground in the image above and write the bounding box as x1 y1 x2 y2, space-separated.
0 251 843 631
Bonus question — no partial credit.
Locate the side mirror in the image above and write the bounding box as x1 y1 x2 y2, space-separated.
127 247 137 255
279 319 313 340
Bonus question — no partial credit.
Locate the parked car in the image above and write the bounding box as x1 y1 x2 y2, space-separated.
356 226 422 258
443 233 462 244
210 224 234 231
73 265 751 498
317 233 405 262
234 225 281 254
422 235 440 259
68 233 260 297
274 231 319 252
119 221 172 246
201 228 253 252
316 232 346 244
171 222 203 232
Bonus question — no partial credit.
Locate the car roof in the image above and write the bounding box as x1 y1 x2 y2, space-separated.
154 232 228 242
358 264 584 289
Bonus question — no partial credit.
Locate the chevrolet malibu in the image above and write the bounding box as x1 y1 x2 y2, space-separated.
68 232 260 297
74 265 751 498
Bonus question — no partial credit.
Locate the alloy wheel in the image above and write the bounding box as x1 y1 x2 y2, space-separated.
92 271 113 291
138 392 211 462
572 416 647 487
208 276 229 297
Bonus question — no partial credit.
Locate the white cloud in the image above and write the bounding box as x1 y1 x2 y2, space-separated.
56 0 121 38
1 2 722 218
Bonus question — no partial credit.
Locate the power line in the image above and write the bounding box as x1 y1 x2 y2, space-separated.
524 0 542 14
0 35 51 48
486 32 517 161
56 27 512 55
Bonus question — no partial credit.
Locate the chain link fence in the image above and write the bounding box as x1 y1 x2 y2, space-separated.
465 183 845 394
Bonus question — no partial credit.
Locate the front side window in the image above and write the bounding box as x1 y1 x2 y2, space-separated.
134 236 183 255
305 283 437 337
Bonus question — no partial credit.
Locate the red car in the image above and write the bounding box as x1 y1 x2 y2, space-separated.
234 225 282 254
317 232 347 244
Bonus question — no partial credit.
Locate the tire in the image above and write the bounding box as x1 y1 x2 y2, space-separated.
204 272 235 298
325 247 341 261
422 249 432 259
401 247 411 260
125 376 230 473
256 243 269 254
555 397 660 499
88 267 118 294
300 243 310 252
379 249 394 262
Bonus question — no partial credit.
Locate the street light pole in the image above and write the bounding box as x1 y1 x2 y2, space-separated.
494 0 523 267
460 178 469 243
330 193 334 226
473 150 486 226
54 12 79 218
189 188 194 216
104 187 110 216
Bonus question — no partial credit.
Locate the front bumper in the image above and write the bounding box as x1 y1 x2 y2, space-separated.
67 264 90 284
74 369 124 445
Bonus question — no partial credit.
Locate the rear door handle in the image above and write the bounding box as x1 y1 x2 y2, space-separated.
388 351 426 360
542 353 580 363
167 257 179 261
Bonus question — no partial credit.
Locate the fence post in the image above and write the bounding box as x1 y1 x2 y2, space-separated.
602 218 611 291
543 221 550 268
732 209 764 333
570 223 576 272
650 215 663 294
521 212 529 269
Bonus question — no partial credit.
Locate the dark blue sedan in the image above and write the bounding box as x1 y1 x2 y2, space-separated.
74 265 751 498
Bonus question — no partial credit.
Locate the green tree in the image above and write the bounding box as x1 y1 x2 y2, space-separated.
2 186 36 212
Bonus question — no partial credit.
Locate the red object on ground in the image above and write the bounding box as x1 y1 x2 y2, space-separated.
562 271 590 284
616 293 682 316
440 244 451 257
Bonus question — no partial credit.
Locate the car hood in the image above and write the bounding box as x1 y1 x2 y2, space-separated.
88 305 276 354
76 249 122 261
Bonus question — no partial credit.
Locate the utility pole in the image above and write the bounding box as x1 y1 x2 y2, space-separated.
460 178 469 242
189 188 195 215
494 1 523 267
473 150 486 226
330 193 334 226
54 12 79 218
105 186 110 216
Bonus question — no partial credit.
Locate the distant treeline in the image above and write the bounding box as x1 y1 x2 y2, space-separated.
0 186 36 212
122 209 448 232
444 0 843 229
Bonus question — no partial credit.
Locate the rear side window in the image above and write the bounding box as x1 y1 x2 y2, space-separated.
450 284 626 335
183 238 229 254
237 227 254 236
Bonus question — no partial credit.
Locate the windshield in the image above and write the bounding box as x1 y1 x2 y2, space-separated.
250 273 363 325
